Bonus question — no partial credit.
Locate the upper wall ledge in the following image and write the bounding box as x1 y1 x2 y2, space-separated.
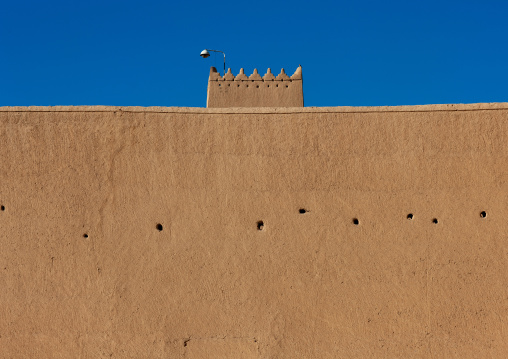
1 103 508 114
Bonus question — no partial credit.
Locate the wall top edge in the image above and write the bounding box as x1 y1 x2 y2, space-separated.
1 103 508 114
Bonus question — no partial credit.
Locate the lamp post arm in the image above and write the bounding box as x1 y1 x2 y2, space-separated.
205 49 226 76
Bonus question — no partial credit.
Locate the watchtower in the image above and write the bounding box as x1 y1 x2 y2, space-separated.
206 66 303 108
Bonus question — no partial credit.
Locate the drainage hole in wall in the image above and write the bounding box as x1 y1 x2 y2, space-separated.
267 84 270 87
432 218 438 224
156 223 163 231
299 208 307 214
83 233 88 238
353 218 359 225
0 205 4 211
257 221 264 230
407 213 413 220
285 85 288 88
228 84 230 87
480 211 487 218
256 85 259 88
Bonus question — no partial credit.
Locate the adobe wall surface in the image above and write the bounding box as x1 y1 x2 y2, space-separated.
1 103 508 358
207 67 304 108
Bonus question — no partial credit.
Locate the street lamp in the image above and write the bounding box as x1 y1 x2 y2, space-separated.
200 49 226 76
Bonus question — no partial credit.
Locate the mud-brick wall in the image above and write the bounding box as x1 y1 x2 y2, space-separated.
1 104 508 358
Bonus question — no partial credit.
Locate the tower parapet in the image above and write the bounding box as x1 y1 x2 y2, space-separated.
206 66 303 108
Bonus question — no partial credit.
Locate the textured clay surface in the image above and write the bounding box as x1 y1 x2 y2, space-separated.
1 104 508 358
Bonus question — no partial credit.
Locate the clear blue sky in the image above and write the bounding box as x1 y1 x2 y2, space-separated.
1 0 507 107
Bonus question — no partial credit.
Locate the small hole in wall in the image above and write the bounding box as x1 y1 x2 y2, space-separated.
218 84 221 87
83 233 88 238
246 85 249 88
285 85 289 88
407 213 413 220
0 205 4 211
156 223 163 231
480 211 487 218
353 218 359 225
256 85 259 88
299 208 307 214
228 84 230 87
257 221 264 230
276 84 279 87
237 84 240 87
432 218 438 224
267 84 270 87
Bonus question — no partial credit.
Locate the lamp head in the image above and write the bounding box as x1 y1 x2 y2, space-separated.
200 49 210 58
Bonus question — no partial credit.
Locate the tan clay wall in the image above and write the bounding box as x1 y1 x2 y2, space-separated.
1 103 508 358
207 67 303 108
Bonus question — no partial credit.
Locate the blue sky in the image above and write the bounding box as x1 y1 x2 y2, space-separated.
1 0 507 107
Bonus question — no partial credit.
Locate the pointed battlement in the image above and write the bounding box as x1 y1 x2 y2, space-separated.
207 66 304 108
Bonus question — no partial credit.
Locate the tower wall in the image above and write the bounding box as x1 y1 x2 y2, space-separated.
206 66 304 107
